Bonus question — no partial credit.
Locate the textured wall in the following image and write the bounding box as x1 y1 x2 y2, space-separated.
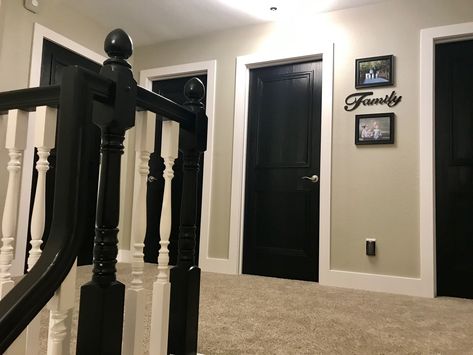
133 0 473 277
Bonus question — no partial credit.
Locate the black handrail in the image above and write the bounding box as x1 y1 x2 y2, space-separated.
0 65 113 352
137 86 196 131
0 69 114 115
0 85 60 114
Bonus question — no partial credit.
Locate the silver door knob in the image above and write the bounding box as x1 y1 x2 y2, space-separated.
301 174 319 183
147 176 158 183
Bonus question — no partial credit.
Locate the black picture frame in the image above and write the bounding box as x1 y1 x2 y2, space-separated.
355 113 395 145
355 55 394 89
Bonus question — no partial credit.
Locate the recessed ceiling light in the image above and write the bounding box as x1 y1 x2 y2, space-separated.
218 0 337 21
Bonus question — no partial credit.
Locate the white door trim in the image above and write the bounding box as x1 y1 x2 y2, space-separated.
228 44 334 276
139 60 218 272
13 23 105 276
419 21 473 298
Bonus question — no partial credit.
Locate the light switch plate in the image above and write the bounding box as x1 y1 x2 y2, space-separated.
366 238 376 256
24 0 40 13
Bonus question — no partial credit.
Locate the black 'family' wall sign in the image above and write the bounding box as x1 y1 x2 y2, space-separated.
344 90 402 112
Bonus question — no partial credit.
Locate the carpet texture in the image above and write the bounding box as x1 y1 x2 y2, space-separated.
34 263 473 354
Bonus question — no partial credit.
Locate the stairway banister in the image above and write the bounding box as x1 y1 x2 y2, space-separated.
0 65 115 352
0 86 60 114
0 69 113 115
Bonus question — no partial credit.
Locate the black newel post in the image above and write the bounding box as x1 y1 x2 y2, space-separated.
76 29 136 355
168 78 207 355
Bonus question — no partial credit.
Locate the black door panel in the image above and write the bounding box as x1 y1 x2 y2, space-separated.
436 39 473 298
243 61 322 281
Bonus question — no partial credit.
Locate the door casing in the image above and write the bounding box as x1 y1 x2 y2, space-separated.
139 60 217 271
420 21 473 298
229 45 334 279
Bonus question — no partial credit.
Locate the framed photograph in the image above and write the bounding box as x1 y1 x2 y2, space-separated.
355 113 395 145
355 55 394 89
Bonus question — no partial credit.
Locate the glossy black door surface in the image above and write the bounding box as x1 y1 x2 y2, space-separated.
243 61 322 281
29 39 101 267
435 39 473 298
144 75 207 265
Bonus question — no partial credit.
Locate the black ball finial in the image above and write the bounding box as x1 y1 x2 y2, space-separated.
104 28 133 60
184 77 205 103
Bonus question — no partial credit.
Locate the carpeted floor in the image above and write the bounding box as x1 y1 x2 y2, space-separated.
36 263 473 354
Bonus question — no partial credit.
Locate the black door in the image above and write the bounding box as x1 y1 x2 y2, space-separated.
143 75 207 266
27 39 102 267
242 61 322 281
436 39 473 298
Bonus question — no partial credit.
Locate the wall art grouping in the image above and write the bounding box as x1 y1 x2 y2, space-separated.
347 54 399 145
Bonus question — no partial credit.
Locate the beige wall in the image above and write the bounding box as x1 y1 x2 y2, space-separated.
0 0 111 91
134 0 473 278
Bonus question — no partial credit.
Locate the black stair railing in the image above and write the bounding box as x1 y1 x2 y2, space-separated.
0 28 207 355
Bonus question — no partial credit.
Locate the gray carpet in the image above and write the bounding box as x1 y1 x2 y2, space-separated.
34 263 473 354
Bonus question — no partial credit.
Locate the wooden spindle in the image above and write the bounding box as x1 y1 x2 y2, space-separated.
150 119 179 355
76 28 136 355
24 106 57 355
0 110 28 355
28 106 56 269
122 111 155 355
46 263 76 355
0 109 28 298
168 78 207 355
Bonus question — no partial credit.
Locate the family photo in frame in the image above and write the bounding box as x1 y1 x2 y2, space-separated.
355 113 395 145
355 55 394 89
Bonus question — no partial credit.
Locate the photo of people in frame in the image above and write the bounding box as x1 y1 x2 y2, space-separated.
355 113 395 145
355 55 394 89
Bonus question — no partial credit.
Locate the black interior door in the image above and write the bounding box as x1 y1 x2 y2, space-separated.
27 39 101 268
243 61 322 282
143 75 207 266
435 39 473 298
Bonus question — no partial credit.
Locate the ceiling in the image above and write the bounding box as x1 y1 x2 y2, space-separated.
59 0 390 47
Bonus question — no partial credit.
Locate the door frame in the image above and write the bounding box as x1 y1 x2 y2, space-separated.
12 23 106 276
229 44 334 277
420 21 473 298
139 60 217 272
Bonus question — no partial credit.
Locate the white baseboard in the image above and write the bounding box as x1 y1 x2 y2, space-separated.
118 249 132 263
199 257 237 275
319 269 433 298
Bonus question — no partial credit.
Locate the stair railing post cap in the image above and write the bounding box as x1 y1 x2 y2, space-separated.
104 29 133 61
184 77 205 104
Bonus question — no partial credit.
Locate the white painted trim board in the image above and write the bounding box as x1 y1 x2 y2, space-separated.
229 44 334 277
419 21 473 298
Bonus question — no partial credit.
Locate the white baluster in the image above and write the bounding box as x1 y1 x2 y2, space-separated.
123 111 155 355
0 110 28 355
0 110 28 298
27 106 56 271
46 262 76 355
25 106 56 355
149 119 179 355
